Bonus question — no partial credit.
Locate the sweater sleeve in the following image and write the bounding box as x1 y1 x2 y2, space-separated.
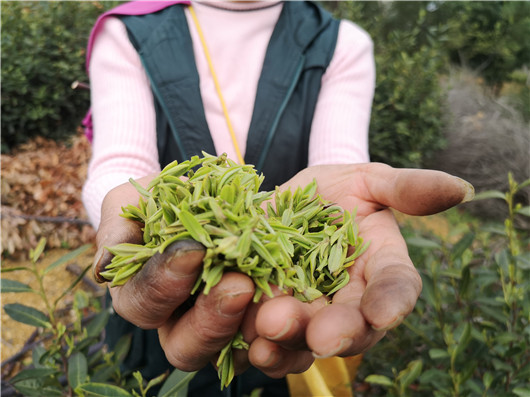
82 17 161 228
307 20 374 166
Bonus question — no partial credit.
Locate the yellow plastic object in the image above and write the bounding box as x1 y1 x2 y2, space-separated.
287 355 363 396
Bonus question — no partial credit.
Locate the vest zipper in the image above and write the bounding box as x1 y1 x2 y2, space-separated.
256 55 305 172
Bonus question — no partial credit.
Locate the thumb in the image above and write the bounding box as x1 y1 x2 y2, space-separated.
280 163 474 217
92 175 155 282
363 164 475 215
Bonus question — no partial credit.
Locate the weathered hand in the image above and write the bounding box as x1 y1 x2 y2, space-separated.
92 176 255 373
246 163 474 378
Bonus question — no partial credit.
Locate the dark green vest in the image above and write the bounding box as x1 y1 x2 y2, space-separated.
119 1 339 190
109 3 340 395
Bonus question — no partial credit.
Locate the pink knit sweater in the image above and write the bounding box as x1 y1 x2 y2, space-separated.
82 1 375 228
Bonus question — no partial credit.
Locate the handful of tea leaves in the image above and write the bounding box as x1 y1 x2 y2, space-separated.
99 153 368 388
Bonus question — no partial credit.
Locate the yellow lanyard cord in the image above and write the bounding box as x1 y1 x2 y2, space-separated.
188 5 245 165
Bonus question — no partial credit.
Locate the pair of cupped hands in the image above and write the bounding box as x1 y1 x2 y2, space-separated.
93 163 474 379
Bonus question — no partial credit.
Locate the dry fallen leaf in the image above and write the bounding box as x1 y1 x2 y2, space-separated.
1 132 95 259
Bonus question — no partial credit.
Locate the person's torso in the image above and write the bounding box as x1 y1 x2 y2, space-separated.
120 1 340 189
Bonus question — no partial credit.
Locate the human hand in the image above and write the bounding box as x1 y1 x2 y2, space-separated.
245 163 474 378
92 163 474 379
92 175 256 374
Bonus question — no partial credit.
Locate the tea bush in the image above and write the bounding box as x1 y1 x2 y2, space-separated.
0 1 120 153
358 175 530 396
328 1 530 169
1 239 194 397
432 1 530 91
329 2 447 168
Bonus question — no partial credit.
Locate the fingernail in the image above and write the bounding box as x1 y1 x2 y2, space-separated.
372 314 403 332
312 337 353 359
92 247 107 283
217 291 253 316
261 350 280 368
165 240 206 276
266 318 296 341
167 240 205 257
454 177 475 204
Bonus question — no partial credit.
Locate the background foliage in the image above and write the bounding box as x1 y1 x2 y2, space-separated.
433 1 530 90
357 177 530 396
1 238 194 397
1 1 120 153
330 1 447 168
2 1 529 167
326 1 530 168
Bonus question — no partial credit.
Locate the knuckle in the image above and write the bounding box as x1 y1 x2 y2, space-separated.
165 350 205 372
194 321 234 345
111 290 164 329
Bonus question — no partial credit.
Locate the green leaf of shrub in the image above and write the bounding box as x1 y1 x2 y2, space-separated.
495 249 510 269
113 334 133 362
459 265 471 298
53 264 92 307
10 368 58 384
451 232 475 260
473 190 506 201
31 345 47 368
4 303 51 328
516 252 530 270
85 308 110 338
406 236 442 250
479 304 508 324
515 205 530 217
145 371 169 394
440 268 463 279
428 348 450 360
1 266 30 273
15 383 63 397
364 374 393 387
44 244 92 274
1 279 34 293
76 383 133 397
178 209 213 248
419 368 451 386
158 369 197 397
398 359 423 389
482 372 494 389
517 179 530 189
68 352 88 390
29 238 47 263
90 363 121 383
513 387 530 397
454 323 472 358
419 273 439 310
